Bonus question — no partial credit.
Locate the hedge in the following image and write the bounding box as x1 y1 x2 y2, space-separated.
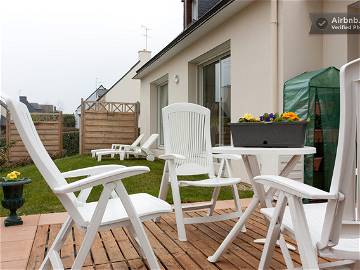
63 131 79 156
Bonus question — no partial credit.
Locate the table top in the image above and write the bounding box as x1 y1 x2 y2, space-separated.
212 146 316 155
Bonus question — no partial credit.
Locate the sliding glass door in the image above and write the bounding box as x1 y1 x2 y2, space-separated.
202 55 231 146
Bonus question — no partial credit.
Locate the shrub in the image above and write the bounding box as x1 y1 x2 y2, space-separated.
0 138 14 167
63 131 79 156
63 114 76 128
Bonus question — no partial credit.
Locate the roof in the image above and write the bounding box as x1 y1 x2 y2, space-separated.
134 0 254 79
96 60 140 101
76 85 107 110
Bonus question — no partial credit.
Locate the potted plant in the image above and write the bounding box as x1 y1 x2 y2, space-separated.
1 171 31 226
229 112 307 147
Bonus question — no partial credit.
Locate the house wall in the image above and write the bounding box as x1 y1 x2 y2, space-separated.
140 0 272 138
138 0 359 182
101 50 151 103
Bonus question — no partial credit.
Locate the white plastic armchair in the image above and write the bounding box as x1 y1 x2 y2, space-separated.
158 103 246 241
94 133 144 161
255 58 360 270
5 96 171 270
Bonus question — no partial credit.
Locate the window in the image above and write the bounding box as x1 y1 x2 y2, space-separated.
200 55 231 146
157 83 168 146
192 0 198 21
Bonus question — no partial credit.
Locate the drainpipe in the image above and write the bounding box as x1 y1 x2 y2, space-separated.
271 0 279 112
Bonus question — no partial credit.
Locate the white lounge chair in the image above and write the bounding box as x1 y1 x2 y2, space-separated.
5 96 171 270
97 134 159 162
158 103 246 241
255 58 360 269
91 133 144 159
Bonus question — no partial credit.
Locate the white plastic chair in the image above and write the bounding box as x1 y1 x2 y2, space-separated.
5 97 171 270
91 133 144 160
255 58 360 269
158 103 245 241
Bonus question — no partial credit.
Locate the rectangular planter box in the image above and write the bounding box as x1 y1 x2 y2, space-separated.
229 121 307 148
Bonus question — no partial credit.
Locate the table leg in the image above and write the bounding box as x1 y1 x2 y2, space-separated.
207 196 260 262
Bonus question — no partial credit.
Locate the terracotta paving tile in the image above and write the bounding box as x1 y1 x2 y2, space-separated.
0 225 37 242
0 240 33 262
0 215 39 229
0 259 28 270
215 198 251 209
38 212 67 225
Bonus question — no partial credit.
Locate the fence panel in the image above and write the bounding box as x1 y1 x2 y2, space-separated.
80 100 139 154
7 112 63 162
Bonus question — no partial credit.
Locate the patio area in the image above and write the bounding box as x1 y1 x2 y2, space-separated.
1 200 334 270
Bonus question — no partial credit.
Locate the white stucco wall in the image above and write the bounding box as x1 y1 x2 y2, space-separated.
138 0 359 182
101 50 151 103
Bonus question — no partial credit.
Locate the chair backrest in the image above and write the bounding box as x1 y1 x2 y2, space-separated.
319 58 360 248
131 133 144 148
5 97 84 223
162 103 215 177
141 134 159 150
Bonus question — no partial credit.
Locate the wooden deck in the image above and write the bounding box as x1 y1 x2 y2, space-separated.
27 209 332 269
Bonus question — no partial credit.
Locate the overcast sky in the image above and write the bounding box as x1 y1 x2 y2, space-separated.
1 0 183 113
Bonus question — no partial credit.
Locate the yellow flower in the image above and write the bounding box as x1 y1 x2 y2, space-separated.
5 171 20 180
243 113 255 121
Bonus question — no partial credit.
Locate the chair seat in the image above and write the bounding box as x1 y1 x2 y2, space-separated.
179 177 241 187
261 203 360 260
78 193 172 227
96 149 121 156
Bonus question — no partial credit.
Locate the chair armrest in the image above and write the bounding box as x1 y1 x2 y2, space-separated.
62 165 126 178
55 166 149 194
254 175 339 200
159 154 186 160
213 154 242 160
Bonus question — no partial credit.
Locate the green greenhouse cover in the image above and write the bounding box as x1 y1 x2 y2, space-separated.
284 67 340 191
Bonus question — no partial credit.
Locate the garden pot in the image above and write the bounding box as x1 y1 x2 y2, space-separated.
313 157 323 172
229 121 307 148
1 178 31 226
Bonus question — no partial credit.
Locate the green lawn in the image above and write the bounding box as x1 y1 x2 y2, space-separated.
0 155 253 216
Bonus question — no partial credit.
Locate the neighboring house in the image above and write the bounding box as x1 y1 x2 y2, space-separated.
19 96 58 113
134 0 360 181
74 85 108 128
98 50 151 103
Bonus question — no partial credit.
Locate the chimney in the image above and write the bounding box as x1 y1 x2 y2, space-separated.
138 50 151 63
19 96 28 104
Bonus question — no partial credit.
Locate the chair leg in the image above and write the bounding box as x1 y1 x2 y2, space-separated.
156 162 170 222
278 234 295 270
39 216 73 270
287 195 319 270
72 184 113 269
208 187 221 216
259 192 288 270
97 154 102 162
115 183 160 269
168 161 187 241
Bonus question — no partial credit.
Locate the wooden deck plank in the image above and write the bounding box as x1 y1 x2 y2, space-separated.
26 225 49 270
74 226 94 266
26 209 334 270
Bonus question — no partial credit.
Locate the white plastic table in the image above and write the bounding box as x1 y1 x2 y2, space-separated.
208 146 316 262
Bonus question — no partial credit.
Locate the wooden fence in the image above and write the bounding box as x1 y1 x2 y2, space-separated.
79 100 139 154
6 112 63 162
